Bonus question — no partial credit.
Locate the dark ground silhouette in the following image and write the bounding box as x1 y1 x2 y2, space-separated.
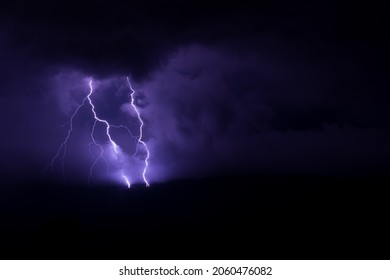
1 175 389 259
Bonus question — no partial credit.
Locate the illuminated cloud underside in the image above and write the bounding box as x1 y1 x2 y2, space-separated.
45 77 150 187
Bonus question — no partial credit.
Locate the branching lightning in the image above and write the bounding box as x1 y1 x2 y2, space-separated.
46 92 89 177
87 80 119 183
46 77 150 188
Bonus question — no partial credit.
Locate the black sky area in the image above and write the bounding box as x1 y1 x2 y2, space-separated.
0 0 389 259
0 0 388 79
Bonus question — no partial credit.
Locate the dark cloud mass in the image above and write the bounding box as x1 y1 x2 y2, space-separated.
140 45 389 180
0 0 388 78
0 0 389 185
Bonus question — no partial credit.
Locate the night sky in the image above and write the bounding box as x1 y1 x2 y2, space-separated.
0 0 389 259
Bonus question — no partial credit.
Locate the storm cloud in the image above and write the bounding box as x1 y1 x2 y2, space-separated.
0 0 389 185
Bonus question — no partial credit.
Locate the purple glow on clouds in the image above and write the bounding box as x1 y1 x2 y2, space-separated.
135 45 390 180
45 75 151 187
2 43 388 186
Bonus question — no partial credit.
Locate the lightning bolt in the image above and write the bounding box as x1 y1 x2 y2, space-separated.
46 79 134 187
127 77 150 187
88 120 109 184
122 173 131 188
46 77 150 188
86 80 123 184
45 90 89 177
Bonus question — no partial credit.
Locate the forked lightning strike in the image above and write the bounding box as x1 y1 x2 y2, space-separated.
87 80 121 184
46 78 150 188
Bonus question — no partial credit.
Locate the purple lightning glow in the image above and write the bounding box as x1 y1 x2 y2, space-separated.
127 77 150 187
46 78 151 188
122 173 131 188
45 90 90 177
86 80 120 183
88 121 109 183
